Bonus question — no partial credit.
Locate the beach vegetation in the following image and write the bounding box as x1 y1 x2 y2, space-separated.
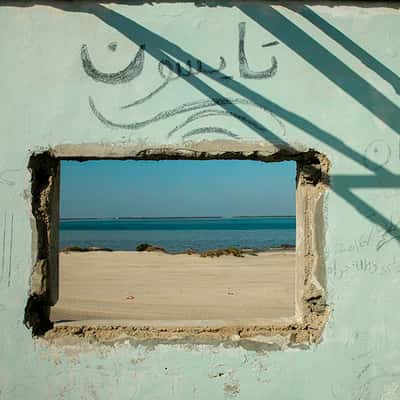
60 246 113 253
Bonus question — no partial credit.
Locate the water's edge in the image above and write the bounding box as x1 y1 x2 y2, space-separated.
60 217 296 253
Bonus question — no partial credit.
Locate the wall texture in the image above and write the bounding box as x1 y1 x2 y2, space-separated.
0 2 399 399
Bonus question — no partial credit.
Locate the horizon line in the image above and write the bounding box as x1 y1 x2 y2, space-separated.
60 215 296 220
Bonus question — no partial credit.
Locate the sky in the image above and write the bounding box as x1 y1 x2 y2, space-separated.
60 160 296 218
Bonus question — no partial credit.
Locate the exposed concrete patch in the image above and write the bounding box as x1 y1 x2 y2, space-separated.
43 331 291 353
25 143 330 347
24 153 59 336
51 140 305 161
224 381 240 399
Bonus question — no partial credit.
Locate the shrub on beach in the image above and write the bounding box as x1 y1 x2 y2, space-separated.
200 247 245 258
280 243 295 249
61 246 113 253
136 243 168 253
184 248 197 255
135 244 257 257
136 243 151 252
60 244 260 257
269 243 295 250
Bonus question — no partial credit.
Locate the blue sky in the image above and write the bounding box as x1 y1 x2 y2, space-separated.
60 160 296 218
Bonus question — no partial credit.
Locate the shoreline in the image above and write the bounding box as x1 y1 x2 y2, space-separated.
60 244 296 256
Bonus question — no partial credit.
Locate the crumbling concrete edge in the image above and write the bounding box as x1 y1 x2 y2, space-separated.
24 142 330 348
24 152 60 335
4 1 400 11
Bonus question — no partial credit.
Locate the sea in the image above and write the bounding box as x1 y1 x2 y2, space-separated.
59 217 296 253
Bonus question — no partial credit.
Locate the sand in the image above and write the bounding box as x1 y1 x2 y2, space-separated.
50 251 295 325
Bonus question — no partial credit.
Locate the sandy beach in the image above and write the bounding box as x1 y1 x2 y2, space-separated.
51 251 295 325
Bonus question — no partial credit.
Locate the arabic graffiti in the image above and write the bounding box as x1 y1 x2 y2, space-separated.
328 257 400 280
159 57 228 78
81 44 145 84
120 57 230 111
82 22 281 139
238 22 278 79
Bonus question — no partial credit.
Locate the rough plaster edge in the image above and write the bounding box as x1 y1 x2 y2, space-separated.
24 154 60 335
24 143 330 348
3 1 400 10
51 140 300 160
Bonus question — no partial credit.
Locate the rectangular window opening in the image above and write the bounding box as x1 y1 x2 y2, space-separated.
26 152 328 345
54 159 296 325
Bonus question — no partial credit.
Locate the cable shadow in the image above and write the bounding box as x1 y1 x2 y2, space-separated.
288 4 400 95
239 5 400 135
53 3 400 246
239 4 400 246
63 4 387 173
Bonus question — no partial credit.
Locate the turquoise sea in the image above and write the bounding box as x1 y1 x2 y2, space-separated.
59 217 296 253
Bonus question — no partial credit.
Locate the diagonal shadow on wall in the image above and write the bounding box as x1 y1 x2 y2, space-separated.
287 4 400 95
53 3 400 247
240 5 400 134
61 3 391 174
239 4 400 247
82 4 291 148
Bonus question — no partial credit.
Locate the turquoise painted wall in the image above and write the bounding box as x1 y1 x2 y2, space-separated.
0 2 400 399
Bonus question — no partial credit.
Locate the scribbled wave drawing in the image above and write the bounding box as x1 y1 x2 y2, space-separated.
182 127 240 139
120 57 229 110
81 44 145 84
120 60 179 109
0 170 18 186
89 96 285 140
120 79 170 109
166 109 267 138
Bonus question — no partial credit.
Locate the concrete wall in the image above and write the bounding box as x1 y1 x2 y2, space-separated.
0 2 399 399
